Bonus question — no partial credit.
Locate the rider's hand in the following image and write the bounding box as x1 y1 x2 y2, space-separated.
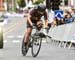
30 22 33 27
37 21 42 28
44 25 48 29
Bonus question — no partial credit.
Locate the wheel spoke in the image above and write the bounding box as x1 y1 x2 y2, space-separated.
32 37 42 57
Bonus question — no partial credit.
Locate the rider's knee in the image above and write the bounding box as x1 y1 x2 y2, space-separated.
26 30 31 35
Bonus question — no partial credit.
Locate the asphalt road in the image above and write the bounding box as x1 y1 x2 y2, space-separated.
0 17 75 60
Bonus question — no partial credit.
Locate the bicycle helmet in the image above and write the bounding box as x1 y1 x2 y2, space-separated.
36 4 46 12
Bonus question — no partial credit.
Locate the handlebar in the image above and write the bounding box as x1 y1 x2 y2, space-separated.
32 23 50 30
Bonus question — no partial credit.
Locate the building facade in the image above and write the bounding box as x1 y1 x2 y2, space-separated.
68 0 75 6
0 0 5 11
0 0 75 12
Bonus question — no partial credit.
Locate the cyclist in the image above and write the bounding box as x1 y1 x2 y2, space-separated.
24 4 48 48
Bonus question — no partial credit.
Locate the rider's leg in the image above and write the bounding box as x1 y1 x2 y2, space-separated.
24 27 32 44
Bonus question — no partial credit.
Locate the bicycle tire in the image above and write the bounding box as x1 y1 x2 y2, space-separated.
21 36 29 56
31 36 42 57
0 29 3 49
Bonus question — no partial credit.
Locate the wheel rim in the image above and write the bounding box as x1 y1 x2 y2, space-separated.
32 37 42 57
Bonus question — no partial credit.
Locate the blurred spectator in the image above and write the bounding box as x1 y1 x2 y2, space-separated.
54 17 64 26
63 10 74 24
71 8 75 21
47 10 55 27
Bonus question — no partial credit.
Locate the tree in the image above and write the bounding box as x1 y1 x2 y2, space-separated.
46 0 53 9
18 0 26 8
51 0 62 11
33 0 44 5
64 0 68 5
46 0 62 10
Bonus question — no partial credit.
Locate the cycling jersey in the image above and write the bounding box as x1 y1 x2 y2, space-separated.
29 9 48 23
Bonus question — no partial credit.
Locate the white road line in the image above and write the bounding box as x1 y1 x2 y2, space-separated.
3 39 46 44
7 36 15 38
17 35 23 38
7 35 23 38
12 40 20 43
42 40 47 43
4 40 7 43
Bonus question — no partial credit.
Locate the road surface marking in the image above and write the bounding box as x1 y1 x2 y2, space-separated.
4 19 26 35
17 35 23 38
7 35 23 38
12 40 20 43
7 36 15 38
4 40 7 43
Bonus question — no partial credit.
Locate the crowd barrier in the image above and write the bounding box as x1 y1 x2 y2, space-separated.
49 22 75 48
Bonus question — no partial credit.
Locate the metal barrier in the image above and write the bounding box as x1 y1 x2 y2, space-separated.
49 22 75 48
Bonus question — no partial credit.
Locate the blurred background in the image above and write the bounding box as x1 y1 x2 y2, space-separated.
0 0 75 13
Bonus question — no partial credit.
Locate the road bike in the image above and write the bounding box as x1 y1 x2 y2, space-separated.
21 23 51 57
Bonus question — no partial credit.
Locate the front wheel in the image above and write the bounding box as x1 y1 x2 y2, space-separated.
31 36 42 57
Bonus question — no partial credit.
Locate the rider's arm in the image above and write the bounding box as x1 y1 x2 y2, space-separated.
45 19 48 27
44 11 48 28
27 13 33 26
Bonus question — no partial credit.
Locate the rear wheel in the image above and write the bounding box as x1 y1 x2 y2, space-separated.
31 36 42 57
0 28 3 49
22 36 29 56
